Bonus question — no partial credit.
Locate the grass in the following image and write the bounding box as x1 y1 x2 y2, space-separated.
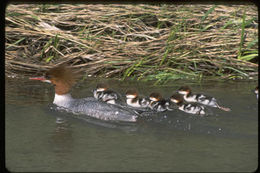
5 4 258 84
238 10 247 59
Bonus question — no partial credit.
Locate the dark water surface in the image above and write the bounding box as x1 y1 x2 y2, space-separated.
5 76 258 172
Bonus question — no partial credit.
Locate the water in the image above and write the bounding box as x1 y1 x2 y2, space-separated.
5 76 258 172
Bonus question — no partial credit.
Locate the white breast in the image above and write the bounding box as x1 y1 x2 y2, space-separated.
106 99 116 104
126 98 141 107
184 95 197 102
93 90 98 99
93 90 103 99
53 93 74 108
178 105 185 112
140 98 150 107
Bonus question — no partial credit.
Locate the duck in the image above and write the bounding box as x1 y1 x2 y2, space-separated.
29 65 138 122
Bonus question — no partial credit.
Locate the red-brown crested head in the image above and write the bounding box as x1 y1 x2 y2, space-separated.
170 93 184 104
149 92 162 101
125 89 138 99
30 64 78 95
178 86 191 95
96 83 109 92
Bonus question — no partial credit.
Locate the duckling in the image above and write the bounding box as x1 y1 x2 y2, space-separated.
149 92 172 112
177 86 231 111
170 93 206 115
93 83 119 104
125 89 150 108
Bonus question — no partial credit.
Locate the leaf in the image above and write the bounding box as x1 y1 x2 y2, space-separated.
238 54 258 61
6 37 25 49
45 56 54 63
201 5 217 22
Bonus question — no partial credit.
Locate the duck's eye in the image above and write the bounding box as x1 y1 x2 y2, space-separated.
45 74 51 79
45 75 49 79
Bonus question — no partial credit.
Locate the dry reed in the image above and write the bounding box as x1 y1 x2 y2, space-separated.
5 4 258 82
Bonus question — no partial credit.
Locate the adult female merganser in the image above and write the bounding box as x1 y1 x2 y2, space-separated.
170 93 206 115
149 92 172 112
93 83 119 104
177 86 231 111
255 86 258 99
29 65 138 122
125 89 150 108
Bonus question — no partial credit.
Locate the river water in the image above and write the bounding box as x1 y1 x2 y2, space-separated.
5 76 258 172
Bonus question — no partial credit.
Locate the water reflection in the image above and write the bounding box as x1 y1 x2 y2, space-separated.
49 117 73 155
5 76 52 105
48 104 225 136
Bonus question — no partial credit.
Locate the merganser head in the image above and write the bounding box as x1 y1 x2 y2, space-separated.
29 65 77 95
170 93 184 104
125 89 138 99
96 83 109 92
177 86 191 95
149 92 162 102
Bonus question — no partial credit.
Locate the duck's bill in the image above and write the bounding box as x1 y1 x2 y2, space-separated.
29 76 46 81
29 77 51 83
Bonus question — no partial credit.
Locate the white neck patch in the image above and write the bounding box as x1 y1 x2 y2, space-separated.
149 97 159 101
171 99 178 103
126 94 136 99
53 93 73 108
96 88 106 92
178 91 188 95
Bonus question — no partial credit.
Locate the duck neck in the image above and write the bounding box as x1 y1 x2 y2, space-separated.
54 82 71 95
53 93 73 108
